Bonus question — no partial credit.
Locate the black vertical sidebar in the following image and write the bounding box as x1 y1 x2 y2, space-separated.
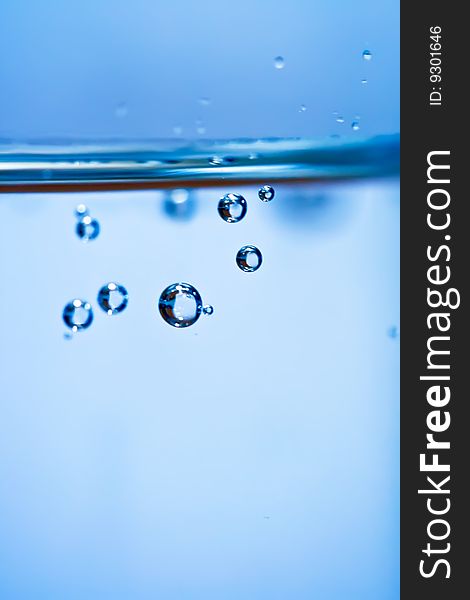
401 2 468 598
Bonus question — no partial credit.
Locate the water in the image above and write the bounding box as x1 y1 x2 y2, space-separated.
97 282 129 315
0 136 399 600
217 192 248 223
158 282 206 328
236 245 263 273
62 299 94 332
0 0 400 594
258 185 275 202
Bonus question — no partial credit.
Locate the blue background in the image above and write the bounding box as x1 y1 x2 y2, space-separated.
0 0 399 141
0 1 399 599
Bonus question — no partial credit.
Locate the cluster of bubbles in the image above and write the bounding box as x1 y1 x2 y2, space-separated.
75 204 100 242
64 186 273 333
217 186 272 273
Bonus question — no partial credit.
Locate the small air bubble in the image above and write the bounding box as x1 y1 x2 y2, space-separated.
274 56 285 70
336 116 345 124
76 215 100 242
198 97 211 106
236 245 263 273
299 104 307 113
203 305 214 316
258 185 275 202
63 299 93 332
74 204 89 218
97 282 129 315
351 121 360 131
218 193 248 223
362 50 372 61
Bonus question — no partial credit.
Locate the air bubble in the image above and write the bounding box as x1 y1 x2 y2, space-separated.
258 185 275 202
97 282 129 315
351 121 360 131
76 215 100 241
218 193 247 223
75 204 89 218
274 56 285 69
299 104 307 113
362 50 372 61
163 189 196 221
203 305 214 316
236 245 263 273
159 283 206 328
63 299 93 332
336 116 345 124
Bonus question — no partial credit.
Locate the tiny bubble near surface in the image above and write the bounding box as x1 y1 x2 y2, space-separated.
76 215 100 242
74 204 89 218
218 193 248 223
258 185 275 202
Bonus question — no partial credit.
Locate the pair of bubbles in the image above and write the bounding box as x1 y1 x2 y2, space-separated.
63 282 129 335
63 282 214 334
75 204 100 241
217 184 274 273
217 184 275 224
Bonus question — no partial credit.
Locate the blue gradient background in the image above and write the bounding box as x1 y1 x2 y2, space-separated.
0 1 399 599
